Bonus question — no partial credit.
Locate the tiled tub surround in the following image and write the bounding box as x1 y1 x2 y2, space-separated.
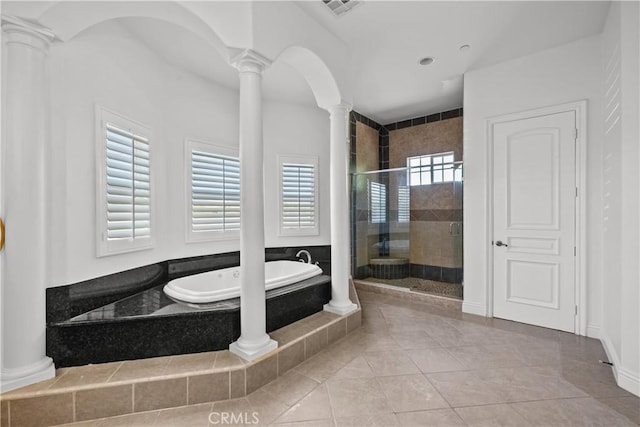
46 246 332 367
48 275 331 367
0 284 362 427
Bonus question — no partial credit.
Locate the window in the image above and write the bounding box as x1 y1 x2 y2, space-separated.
96 107 152 256
279 155 319 236
407 152 461 186
186 139 240 242
398 185 410 223
369 180 386 223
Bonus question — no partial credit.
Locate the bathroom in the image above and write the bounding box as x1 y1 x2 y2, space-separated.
1 1 640 425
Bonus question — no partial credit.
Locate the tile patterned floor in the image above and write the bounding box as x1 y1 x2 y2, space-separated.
58 289 639 426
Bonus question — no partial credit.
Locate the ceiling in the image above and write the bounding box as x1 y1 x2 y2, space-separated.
120 1 610 125
296 1 610 124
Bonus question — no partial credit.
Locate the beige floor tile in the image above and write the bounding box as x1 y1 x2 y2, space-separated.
109 356 172 383
273 384 333 424
427 370 509 407
49 362 123 390
496 366 588 402
294 350 347 382
454 403 532 426
335 412 400 427
257 370 319 406
97 412 159 426
134 377 187 412
362 350 420 376
407 347 467 373
395 408 467 426
326 377 392 418
214 351 247 370
559 359 636 398
390 328 442 350
75 384 133 421
598 396 640 425
53 421 101 427
154 403 213 426
211 398 253 427
272 419 335 427
446 345 528 369
163 352 216 375
332 356 375 379
245 388 289 425
510 397 636 426
10 393 74 427
376 374 449 412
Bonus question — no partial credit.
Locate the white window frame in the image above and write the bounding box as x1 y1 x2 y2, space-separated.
369 180 387 224
278 155 319 236
185 139 240 243
407 151 460 186
96 106 153 257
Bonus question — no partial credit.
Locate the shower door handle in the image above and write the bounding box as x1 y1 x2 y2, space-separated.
449 222 461 236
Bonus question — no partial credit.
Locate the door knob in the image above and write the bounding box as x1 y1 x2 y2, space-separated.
495 240 508 247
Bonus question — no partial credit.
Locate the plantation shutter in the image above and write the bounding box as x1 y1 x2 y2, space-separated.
105 123 150 240
369 181 386 224
398 185 410 223
191 151 240 232
281 163 316 229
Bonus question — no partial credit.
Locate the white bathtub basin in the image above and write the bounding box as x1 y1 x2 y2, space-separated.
163 260 323 304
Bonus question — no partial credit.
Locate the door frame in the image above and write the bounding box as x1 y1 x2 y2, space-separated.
485 100 587 335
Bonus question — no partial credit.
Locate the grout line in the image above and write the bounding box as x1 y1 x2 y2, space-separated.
71 391 76 422
105 361 124 383
185 376 189 405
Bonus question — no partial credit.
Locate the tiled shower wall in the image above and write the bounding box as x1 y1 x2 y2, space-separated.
350 113 383 278
388 111 463 283
350 109 463 283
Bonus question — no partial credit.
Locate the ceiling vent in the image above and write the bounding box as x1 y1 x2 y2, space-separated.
322 0 360 17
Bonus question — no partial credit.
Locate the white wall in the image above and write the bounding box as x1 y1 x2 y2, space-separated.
47 19 331 288
600 1 640 396
462 35 604 333
264 101 331 248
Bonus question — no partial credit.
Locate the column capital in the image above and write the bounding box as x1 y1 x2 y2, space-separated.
2 15 55 52
231 49 272 75
328 102 353 115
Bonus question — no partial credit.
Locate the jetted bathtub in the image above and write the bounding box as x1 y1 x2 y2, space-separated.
163 260 323 304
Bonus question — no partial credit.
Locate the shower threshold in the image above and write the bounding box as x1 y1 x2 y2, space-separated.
362 276 463 300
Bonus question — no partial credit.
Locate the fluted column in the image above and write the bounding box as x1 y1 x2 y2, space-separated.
229 50 277 361
324 103 358 315
1 15 56 392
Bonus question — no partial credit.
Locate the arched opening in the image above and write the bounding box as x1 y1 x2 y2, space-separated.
275 45 343 111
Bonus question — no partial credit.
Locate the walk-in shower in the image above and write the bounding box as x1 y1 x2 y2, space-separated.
351 161 463 299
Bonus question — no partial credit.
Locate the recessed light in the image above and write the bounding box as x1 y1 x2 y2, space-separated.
418 57 435 66
459 44 471 51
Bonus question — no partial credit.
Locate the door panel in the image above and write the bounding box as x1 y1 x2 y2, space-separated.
493 111 576 332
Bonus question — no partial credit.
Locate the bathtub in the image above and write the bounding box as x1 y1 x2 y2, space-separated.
163 260 323 304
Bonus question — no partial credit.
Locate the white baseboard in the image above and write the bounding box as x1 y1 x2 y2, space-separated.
586 324 601 339
617 367 640 397
600 332 640 397
462 301 486 316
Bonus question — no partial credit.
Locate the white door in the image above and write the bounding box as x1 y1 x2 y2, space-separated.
492 111 576 333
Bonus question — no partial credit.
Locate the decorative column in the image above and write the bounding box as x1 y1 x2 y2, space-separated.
229 50 277 361
1 16 56 392
324 103 358 315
